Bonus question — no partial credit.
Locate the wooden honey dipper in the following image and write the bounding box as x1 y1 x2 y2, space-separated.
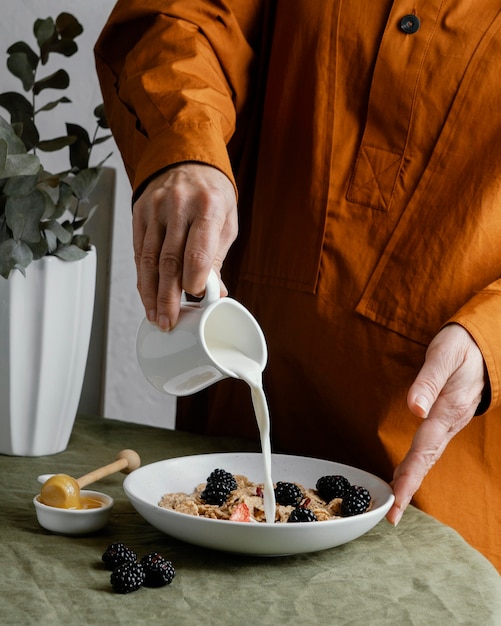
39 449 141 509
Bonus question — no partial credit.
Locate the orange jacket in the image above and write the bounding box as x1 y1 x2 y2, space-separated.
96 1 501 570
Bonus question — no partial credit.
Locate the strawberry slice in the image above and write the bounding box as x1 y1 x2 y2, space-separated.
230 502 251 522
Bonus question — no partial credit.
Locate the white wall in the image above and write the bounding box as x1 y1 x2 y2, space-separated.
1 0 175 428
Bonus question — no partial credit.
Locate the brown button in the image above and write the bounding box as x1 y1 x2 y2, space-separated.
400 14 420 34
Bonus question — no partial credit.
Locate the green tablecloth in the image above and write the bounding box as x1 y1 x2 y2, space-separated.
1 414 500 625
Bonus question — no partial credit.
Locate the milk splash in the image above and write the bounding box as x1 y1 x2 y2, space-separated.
209 343 276 523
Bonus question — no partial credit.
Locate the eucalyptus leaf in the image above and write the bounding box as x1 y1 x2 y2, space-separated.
71 233 90 250
56 13 83 41
45 39 78 59
73 203 97 230
66 122 90 169
42 228 57 253
34 17 56 50
94 104 110 129
0 12 111 276
37 96 71 113
53 243 87 261
33 69 70 95
46 218 72 244
5 190 45 242
0 116 30 154
70 168 99 199
0 151 41 179
54 181 74 218
6 42 39 70
94 134 113 146
0 238 33 278
7 52 35 91
28 237 49 259
0 140 6 171
2 174 38 197
38 135 76 152
0 92 33 120
39 186 58 220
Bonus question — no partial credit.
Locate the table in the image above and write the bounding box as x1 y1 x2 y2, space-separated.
1 414 500 625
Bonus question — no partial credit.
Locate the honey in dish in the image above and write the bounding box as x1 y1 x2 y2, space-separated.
39 474 105 510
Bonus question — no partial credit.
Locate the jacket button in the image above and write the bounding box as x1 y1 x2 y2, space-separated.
400 14 420 34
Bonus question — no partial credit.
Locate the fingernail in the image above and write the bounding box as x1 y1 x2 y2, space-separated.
415 394 430 417
393 510 403 527
158 315 170 331
147 309 156 323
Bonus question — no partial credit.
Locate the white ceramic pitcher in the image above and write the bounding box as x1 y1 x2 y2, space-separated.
136 271 267 396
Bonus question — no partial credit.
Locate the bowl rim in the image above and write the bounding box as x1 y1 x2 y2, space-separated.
123 451 395 527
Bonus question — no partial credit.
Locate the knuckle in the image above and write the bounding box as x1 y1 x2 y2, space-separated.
158 254 182 278
141 250 160 274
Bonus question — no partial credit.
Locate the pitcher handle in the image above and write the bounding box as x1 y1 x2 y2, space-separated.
199 269 221 306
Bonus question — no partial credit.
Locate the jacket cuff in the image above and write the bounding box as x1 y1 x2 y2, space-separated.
448 287 501 413
132 123 236 200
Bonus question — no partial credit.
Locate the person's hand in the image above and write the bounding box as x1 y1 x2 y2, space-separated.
132 162 238 330
387 323 486 525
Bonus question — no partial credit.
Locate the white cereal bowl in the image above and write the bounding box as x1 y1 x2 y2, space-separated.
33 490 114 535
123 452 394 556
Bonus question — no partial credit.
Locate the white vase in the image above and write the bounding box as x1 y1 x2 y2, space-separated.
0 247 96 456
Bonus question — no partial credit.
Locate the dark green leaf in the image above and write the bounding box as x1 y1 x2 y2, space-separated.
33 69 69 95
7 52 36 91
56 13 83 40
34 17 56 49
5 190 45 242
6 42 39 70
93 134 113 146
94 103 109 129
36 96 71 113
66 123 90 170
71 233 90 250
0 92 33 119
45 39 78 58
53 243 87 261
37 135 76 152
0 95 38 150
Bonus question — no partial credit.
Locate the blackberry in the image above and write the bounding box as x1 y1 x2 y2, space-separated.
341 485 372 516
102 543 137 571
141 552 176 587
274 481 303 506
316 475 351 502
206 468 238 491
110 562 145 594
287 507 318 523
201 480 232 505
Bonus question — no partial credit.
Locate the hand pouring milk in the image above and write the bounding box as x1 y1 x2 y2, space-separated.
136 271 276 522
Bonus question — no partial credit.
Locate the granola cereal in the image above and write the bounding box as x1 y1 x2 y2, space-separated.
158 474 350 523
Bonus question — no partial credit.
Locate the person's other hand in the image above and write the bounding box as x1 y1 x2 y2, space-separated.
387 323 486 525
132 162 238 330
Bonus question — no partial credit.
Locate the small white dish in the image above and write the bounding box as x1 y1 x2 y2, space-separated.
33 490 114 535
123 452 394 556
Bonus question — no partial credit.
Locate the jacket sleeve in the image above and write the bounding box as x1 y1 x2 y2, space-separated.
94 0 264 195
448 283 501 413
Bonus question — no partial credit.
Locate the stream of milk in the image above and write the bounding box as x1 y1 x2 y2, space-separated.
208 343 276 523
